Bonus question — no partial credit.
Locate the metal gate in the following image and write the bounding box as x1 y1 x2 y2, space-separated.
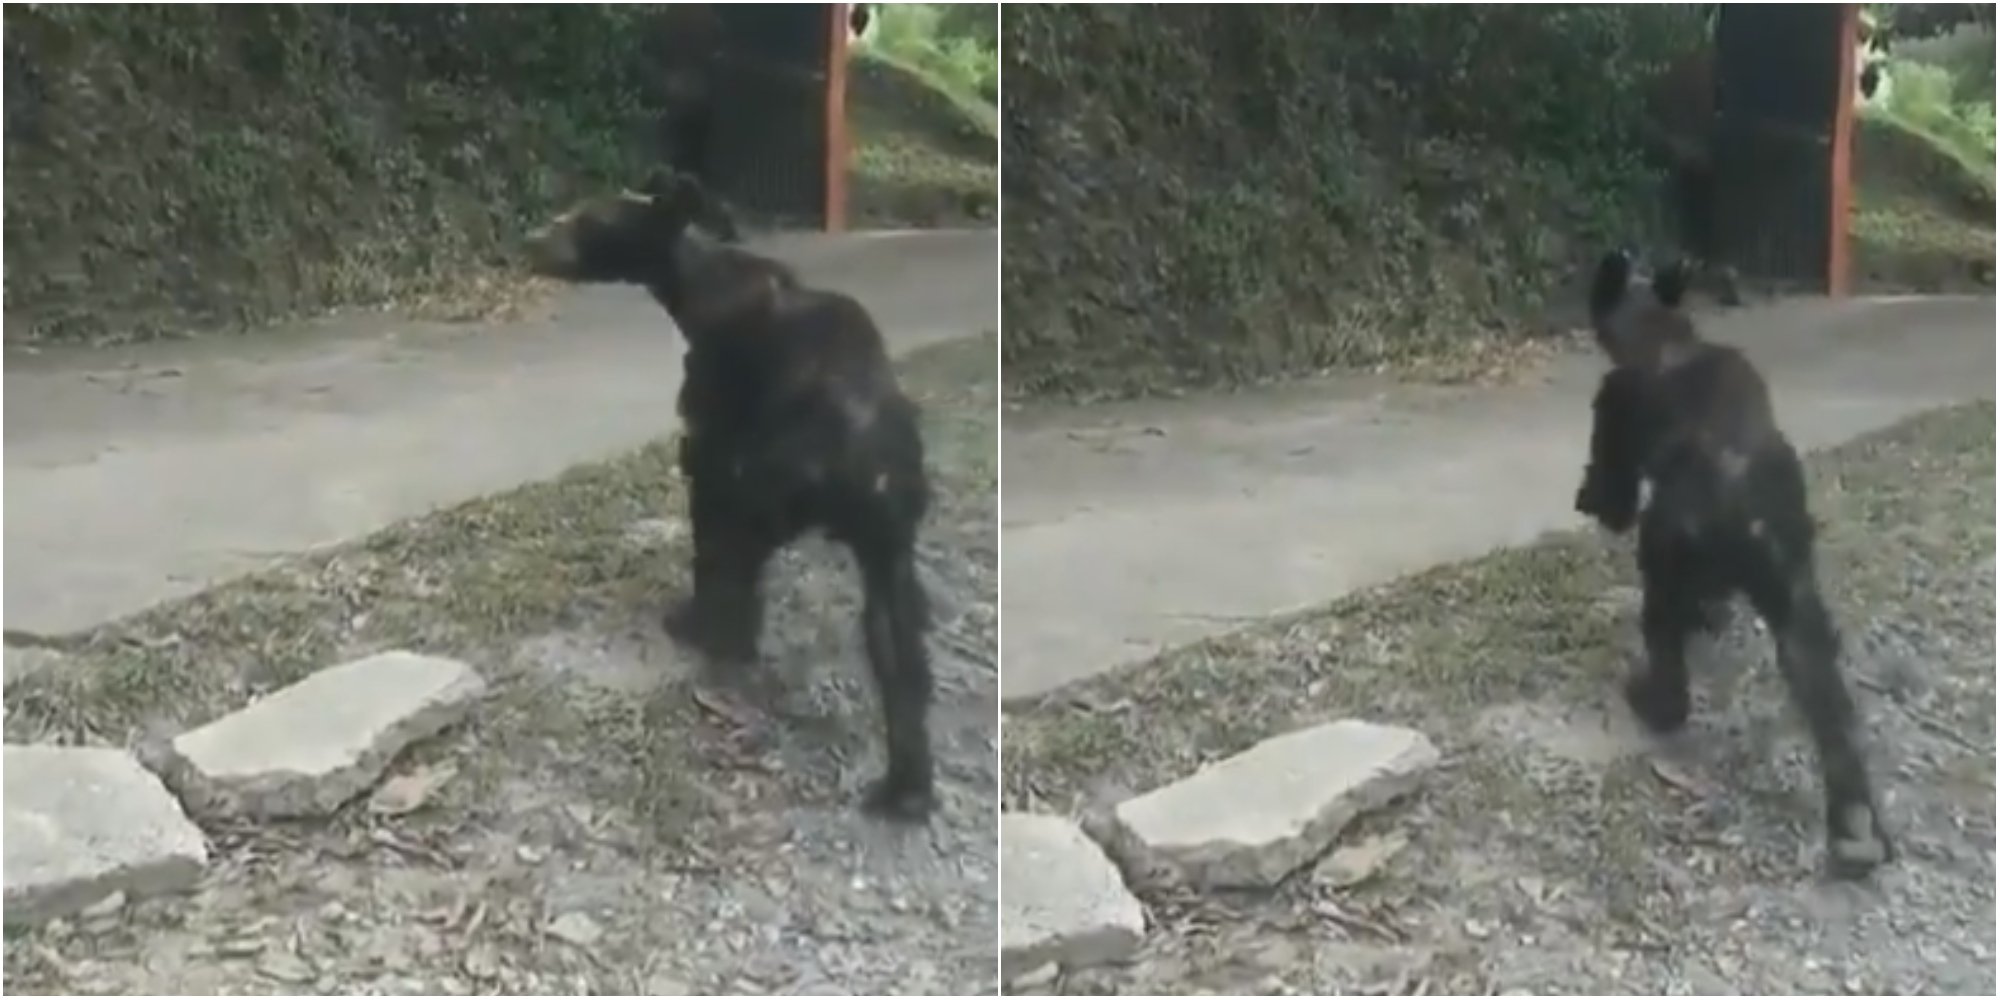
1710 3 1858 294
707 4 849 231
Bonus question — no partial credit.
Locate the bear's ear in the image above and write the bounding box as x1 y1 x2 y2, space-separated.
1651 256 1692 309
1588 249 1635 320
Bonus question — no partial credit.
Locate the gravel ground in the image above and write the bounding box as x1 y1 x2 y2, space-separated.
4 334 1000 995
1003 400 1995 996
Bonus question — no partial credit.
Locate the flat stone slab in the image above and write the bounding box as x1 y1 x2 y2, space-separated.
1112 719 1440 889
4 744 208 926
1000 812 1145 982
164 651 486 819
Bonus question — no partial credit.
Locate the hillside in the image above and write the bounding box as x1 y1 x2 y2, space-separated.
1001 5 1994 400
2 4 996 346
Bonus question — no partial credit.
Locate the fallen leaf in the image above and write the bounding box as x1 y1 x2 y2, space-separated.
692 688 759 729
1317 831 1410 889
547 911 603 948
257 952 315 984
1648 757 1704 794
368 761 458 816
215 935 267 958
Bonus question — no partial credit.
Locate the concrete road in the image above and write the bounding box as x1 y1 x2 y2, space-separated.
1000 295 1996 702
5 229 998 636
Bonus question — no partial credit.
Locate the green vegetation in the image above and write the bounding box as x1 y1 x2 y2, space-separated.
846 3 998 228
2 4 996 347
1869 58 1995 190
854 2 997 127
1853 18 1996 293
1002 5 1713 399
3 4 670 345
1003 5 1996 401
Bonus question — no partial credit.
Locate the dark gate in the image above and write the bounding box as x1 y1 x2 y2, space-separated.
708 4 849 231
1711 4 1857 294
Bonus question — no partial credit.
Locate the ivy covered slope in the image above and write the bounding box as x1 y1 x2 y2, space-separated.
1001 6 1713 399
3 4 997 346
1002 5 1996 400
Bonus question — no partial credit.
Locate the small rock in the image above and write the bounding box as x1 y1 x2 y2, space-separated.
1514 875 1546 903
1112 719 1440 888
547 912 603 948
644 973 693 995
367 761 458 817
79 890 127 920
622 518 686 550
1011 963 1059 989
1247 938 1304 971
1000 812 1145 981
257 952 315 984
165 651 486 819
216 935 267 958
461 946 502 980
1316 832 1409 889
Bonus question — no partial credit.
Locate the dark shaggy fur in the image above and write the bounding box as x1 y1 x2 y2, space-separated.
523 172 938 821
1574 249 1892 880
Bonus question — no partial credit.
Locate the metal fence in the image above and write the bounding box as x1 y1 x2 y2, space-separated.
1711 3 1857 293
706 4 847 231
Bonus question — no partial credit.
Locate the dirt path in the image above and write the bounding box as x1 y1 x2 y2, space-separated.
5 228 996 637
1000 294 1995 701
4 335 1000 995
1004 402 1995 996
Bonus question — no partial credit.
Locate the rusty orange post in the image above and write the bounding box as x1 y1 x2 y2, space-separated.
823 3 851 233
1827 2 1859 297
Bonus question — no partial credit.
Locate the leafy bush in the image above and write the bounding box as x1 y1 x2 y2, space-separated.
1890 21 1996 101
855 4 997 114
1850 16 1996 294
844 5 998 227
1872 58 1997 184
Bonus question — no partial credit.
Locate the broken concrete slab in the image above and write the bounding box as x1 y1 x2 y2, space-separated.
4 744 208 926
1111 719 1440 889
1000 812 1145 982
164 651 486 819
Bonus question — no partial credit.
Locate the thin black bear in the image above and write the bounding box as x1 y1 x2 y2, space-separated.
1574 249 1892 880
522 172 937 821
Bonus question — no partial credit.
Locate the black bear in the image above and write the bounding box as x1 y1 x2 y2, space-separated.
1573 249 1891 880
523 173 937 821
